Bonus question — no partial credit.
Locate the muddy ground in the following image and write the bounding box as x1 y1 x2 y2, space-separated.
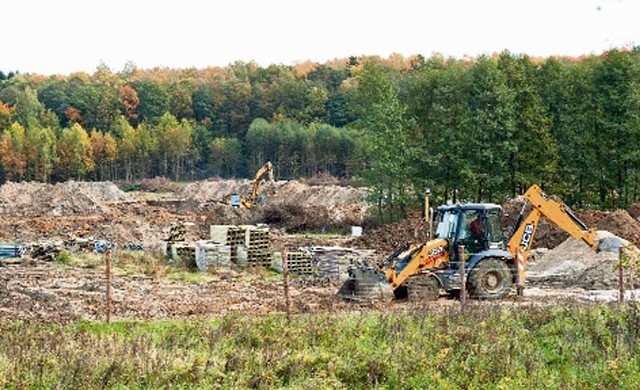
2 180 640 323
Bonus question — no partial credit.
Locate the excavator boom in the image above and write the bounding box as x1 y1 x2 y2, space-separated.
223 161 275 208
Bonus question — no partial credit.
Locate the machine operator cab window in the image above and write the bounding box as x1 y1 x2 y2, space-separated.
434 205 506 256
458 210 485 254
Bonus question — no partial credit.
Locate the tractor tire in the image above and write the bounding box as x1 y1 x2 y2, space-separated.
467 258 512 300
406 275 440 302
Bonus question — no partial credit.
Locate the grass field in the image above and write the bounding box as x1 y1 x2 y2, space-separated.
2 304 640 389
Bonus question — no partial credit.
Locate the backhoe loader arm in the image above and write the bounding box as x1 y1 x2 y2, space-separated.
507 184 598 292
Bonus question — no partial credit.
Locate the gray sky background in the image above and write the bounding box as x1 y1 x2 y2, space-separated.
4 0 639 75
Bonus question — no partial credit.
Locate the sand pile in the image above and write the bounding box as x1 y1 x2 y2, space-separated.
527 231 640 289
0 181 128 216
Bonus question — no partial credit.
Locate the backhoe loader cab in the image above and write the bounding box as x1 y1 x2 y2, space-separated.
434 203 506 254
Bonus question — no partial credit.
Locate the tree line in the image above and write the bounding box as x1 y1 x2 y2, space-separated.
1 49 639 217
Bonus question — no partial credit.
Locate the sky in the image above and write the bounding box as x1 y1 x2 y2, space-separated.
3 0 640 76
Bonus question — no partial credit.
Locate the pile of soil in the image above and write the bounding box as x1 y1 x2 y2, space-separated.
0 181 128 216
627 199 640 220
179 179 369 225
500 197 640 249
527 230 640 290
594 210 640 246
351 211 430 254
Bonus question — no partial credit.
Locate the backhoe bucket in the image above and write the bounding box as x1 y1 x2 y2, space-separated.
336 263 386 300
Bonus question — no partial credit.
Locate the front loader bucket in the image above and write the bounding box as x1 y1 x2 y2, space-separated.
336 263 386 300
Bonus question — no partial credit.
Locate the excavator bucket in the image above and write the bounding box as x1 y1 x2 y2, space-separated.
336 262 387 300
597 234 625 253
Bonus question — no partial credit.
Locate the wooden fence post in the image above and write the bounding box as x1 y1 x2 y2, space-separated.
282 250 291 323
619 246 625 304
458 244 466 311
106 249 112 323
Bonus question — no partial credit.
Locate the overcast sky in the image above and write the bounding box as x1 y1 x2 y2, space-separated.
4 0 639 75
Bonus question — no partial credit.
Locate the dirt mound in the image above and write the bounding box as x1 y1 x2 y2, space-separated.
351 211 429 254
500 196 573 249
0 181 128 217
179 179 368 229
499 197 640 249
628 200 640 220
527 231 640 290
595 210 640 246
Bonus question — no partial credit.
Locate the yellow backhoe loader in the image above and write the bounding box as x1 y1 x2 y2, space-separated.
337 184 622 301
223 161 276 208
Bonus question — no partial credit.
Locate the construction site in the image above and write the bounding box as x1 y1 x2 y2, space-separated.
2 177 640 323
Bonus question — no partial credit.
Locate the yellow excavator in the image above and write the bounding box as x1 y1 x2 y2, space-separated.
337 184 620 301
223 161 276 208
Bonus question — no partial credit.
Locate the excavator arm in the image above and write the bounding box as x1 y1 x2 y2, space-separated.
224 161 275 208
244 161 275 207
507 184 599 293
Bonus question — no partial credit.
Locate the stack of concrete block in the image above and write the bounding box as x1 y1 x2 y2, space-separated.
210 224 272 268
285 251 315 276
247 227 271 267
195 240 232 271
171 242 197 270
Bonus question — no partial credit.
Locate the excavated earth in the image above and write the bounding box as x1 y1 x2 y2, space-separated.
2 180 640 323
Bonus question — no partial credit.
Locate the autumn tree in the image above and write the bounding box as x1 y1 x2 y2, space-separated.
0 122 27 181
0 101 14 131
119 85 139 126
89 129 117 180
155 113 192 180
168 80 194 120
114 116 137 180
56 123 95 180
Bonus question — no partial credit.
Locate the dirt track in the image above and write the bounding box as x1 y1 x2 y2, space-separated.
2 180 640 323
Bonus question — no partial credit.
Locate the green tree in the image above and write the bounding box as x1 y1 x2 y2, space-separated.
25 126 57 182
497 52 558 196
168 80 194 120
132 80 170 125
209 137 243 177
115 117 137 180
350 62 419 221
464 55 517 202
13 87 46 129
156 113 193 180
407 58 472 204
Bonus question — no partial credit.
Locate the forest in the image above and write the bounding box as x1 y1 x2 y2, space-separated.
1 48 640 216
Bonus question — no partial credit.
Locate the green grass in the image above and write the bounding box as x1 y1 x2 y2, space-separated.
2 304 640 389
